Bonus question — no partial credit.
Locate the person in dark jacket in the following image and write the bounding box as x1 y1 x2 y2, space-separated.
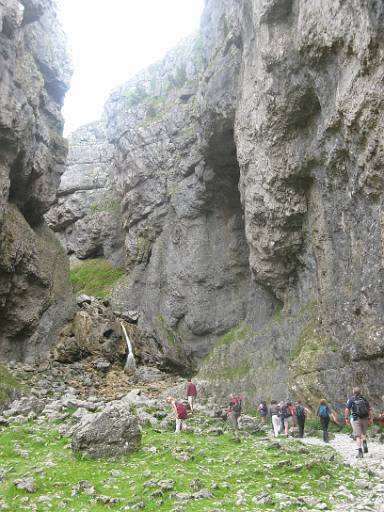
258 400 268 423
295 400 310 438
316 399 336 442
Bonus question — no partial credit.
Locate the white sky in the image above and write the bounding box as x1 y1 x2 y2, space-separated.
58 0 205 135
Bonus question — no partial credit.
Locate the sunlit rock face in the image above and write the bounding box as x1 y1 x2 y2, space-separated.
46 122 125 267
101 0 384 408
0 0 73 361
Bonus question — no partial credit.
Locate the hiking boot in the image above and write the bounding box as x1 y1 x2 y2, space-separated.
363 441 368 453
356 449 363 459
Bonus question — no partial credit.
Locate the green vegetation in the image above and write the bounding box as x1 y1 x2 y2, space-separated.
223 14 230 38
192 30 204 51
69 258 125 299
202 359 251 381
0 365 23 404
184 125 195 138
272 302 283 323
199 322 254 381
124 83 148 107
156 316 184 348
305 418 353 434
0 418 365 511
215 321 252 349
172 65 187 88
89 198 121 214
298 299 319 317
289 319 323 361
290 318 339 363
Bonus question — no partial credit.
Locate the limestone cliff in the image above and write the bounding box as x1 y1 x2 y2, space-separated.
48 0 384 410
0 0 73 361
46 121 125 266
101 0 384 409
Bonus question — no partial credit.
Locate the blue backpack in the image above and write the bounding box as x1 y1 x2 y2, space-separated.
318 404 329 417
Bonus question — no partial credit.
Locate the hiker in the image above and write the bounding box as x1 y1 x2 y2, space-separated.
288 400 296 427
186 378 197 413
295 400 310 438
316 399 335 442
345 387 372 458
270 400 282 437
281 400 293 436
166 396 187 434
227 393 242 429
258 400 268 423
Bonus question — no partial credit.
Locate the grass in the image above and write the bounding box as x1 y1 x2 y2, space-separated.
214 321 252 349
0 365 23 405
156 316 184 348
69 258 125 299
90 198 121 214
0 416 364 512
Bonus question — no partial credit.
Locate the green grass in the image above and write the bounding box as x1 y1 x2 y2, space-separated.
215 321 252 349
156 315 184 348
69 258 125 299
89 198 121 214
0 417 364 512
271 302 283 323
0 365 23 404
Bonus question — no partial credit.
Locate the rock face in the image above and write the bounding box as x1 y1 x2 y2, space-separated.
46 122 125 266
0 0 73 361
105 29 271 373
71 402 141 458
99 0 384 409
44 0 384 409
53 296 162 367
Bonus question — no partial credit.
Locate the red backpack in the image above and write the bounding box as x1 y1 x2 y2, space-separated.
176 402 188 419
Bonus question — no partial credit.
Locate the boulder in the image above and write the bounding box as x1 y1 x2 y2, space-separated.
237 415 263 434
137 411 158 427
121 389 153 408
134 366 166 383
71 402 141 458
3 397 45 417
14 478 37 493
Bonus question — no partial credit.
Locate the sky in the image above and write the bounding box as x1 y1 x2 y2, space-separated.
58 0 205 135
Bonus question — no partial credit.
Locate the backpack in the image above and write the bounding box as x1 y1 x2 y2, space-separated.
281 404 291 418
176 402 188 420
318 404 329 417
295 405 305 418
232 399 242 414
352 397 369 418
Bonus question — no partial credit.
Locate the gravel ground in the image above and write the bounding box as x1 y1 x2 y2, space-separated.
301 433 384 511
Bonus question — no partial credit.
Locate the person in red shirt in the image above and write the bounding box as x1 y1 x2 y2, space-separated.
186 379 197 412
166 396 188 433
227 393 242 429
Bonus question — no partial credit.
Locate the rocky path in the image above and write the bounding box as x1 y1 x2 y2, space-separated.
301 433 384 511
301 432 384 469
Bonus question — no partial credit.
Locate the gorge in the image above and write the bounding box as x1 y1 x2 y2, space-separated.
1 0 384 411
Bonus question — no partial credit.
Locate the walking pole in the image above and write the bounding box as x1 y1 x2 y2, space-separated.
120 322 136 374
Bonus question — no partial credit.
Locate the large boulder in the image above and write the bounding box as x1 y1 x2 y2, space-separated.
2 397 45 418
237 415 263 434
71 402 141 458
